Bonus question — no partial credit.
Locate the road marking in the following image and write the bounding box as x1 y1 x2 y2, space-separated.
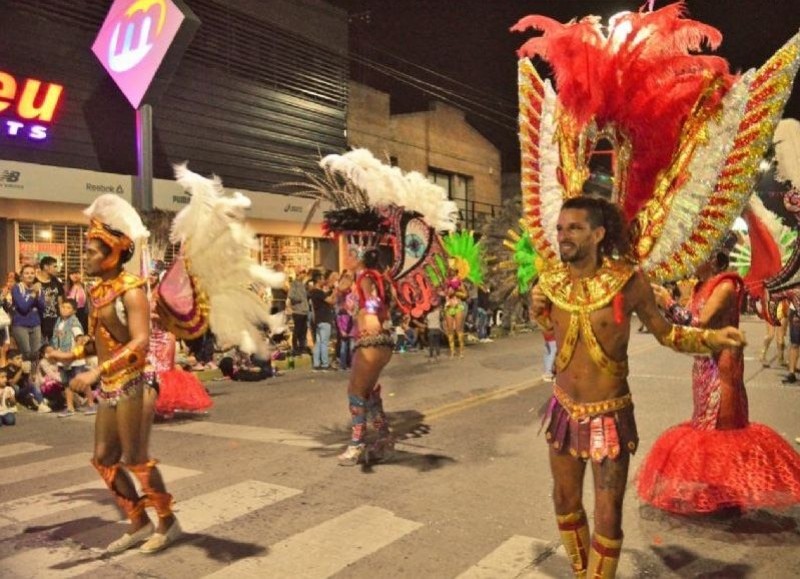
457 535 550 578
173 479 302 533
157 422 321 448
204 505 422 578
0 464 201 529
0 442 50 460
423 379 539 422
0 452 93 486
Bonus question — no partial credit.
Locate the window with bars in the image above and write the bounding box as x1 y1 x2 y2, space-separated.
16 221 181 278
428 169 474 227
17 222 85 278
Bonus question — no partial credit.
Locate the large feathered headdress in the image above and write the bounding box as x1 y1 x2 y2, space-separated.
512 1 800 282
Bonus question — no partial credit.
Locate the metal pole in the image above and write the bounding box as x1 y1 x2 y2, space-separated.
134 104 154 211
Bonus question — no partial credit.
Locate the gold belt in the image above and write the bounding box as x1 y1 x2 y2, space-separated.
100 365 144 393
553 385 632 421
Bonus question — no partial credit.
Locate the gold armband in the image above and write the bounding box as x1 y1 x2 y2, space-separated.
100 347 144 376
664 325 712 355
71 345 85 359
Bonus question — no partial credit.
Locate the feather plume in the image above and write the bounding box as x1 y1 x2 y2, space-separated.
84 194 149 241
170 164 285 355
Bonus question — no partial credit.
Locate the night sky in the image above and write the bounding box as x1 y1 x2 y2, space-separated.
328 0 800 172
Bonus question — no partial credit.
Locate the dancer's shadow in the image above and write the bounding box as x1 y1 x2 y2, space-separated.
310 409 456 473
22 518 266 573
640 504 800 546
650 545 752 578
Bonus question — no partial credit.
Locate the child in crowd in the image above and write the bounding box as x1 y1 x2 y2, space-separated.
0 369 18 426
36 346 65 410
426 305 443 360
49 299 94 416
3 347 50 412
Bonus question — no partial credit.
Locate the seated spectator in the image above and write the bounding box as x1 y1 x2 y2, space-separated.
0 368 18 426
218 352 275 382
3 348 50 412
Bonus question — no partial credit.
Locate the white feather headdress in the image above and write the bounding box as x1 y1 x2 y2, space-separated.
319 148 459 232
84 194 149 242
171 164 285 355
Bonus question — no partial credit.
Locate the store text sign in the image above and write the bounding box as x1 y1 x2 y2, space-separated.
92 0 187 108
0 71 64 141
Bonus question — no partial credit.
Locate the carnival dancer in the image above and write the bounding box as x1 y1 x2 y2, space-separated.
531 197 744 577
147 267 212 419
291 148 458 466
47 194 180 553
443 267 468 357
640 252 800 513
513 2 799 574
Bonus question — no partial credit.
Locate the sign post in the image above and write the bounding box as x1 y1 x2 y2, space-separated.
92 0 200 211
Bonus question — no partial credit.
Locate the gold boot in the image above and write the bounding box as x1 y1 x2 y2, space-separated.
556 510 590 578
447 333 455 357
586 533 623 579
457 332 465 358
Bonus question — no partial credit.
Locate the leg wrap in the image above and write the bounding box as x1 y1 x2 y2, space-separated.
586 533 622 579
457 332 465 356
778 344 787 365
367 384 389 438
556 509 590 577
347 394 368 446
127 459 174 519
446 333 455 355
91 459 144 521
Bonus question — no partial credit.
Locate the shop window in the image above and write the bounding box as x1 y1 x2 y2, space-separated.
257 235 316 274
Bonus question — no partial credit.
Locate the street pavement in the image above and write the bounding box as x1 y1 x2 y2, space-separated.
2 316 800 578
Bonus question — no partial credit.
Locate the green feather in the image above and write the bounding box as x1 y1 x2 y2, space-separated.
442 230 486 286
513 230 539 293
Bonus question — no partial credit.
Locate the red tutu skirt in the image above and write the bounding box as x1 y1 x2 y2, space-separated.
155 369 213 416
637 422 800 514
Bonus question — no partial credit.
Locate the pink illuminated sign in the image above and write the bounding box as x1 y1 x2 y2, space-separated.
92 0 187 109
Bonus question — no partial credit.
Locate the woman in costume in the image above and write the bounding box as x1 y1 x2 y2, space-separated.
639 251 800 514
147 268 212 419
442 231 485 358
291 148 458 466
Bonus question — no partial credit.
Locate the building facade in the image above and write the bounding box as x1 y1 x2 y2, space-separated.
1 0 348 277
346 81 502 230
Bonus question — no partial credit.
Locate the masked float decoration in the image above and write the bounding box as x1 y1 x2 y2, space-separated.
511 2 800 284
293 148 458 317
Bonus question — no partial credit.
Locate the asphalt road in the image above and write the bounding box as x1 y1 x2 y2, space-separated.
1 316 800 578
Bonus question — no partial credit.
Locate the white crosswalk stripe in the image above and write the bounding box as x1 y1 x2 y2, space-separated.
0 452 93 485
0 442 50 460
457 535 553 579
0 464 201 531
157 421 323 448
204 505 423 578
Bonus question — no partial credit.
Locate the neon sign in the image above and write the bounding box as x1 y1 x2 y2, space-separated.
92 0 188 109
0 71 64 141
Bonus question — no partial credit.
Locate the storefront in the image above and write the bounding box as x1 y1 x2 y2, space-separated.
0 159 331 278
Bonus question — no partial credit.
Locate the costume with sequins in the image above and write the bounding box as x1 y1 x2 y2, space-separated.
638 272 800 513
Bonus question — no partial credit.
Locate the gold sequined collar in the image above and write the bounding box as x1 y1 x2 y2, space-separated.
90 272 145 309
538 258 636 313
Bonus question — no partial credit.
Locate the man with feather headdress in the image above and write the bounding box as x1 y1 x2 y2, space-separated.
47 194 180 554
513 1 798 576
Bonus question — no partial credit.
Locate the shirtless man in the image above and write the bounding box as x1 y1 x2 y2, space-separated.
48 195 180 553
531 196 744 577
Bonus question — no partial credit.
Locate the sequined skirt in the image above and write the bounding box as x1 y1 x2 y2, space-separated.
543 385 638 463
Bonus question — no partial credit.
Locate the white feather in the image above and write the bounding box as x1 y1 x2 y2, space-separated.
171 164 285 355
84 194 149 241
320 148 459 232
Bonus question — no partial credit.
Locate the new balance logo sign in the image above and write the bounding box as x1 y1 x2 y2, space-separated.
0 171 20 183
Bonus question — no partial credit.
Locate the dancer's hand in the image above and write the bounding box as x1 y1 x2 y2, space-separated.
70 368 101 393
707 327 747 350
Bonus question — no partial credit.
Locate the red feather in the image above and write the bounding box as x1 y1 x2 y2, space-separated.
742 209 783 301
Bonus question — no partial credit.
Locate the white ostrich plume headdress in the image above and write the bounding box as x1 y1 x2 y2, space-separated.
84 194 150 242
320 148 459 232
170 164 285 355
